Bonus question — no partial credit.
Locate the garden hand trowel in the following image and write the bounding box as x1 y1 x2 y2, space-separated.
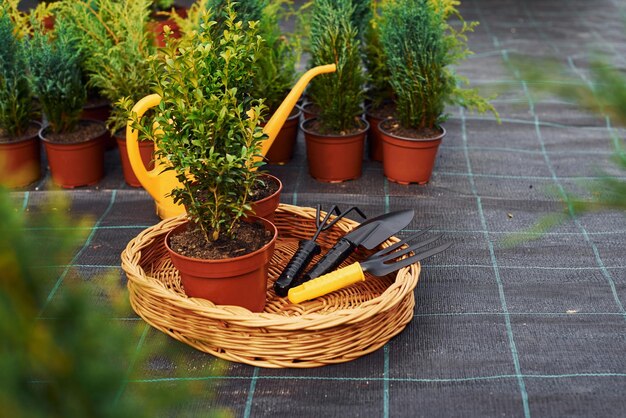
296 209 416 285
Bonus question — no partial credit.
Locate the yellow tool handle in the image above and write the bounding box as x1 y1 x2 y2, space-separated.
287 262 365 304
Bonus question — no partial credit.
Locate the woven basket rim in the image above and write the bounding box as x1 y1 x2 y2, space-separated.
121 203 420 331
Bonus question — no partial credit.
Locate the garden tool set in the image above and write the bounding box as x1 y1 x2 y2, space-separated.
275 206 451 303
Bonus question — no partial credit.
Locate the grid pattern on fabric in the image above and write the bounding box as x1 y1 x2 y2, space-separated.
13 0 626 416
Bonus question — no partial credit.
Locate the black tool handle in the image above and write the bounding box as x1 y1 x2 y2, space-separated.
301 237 357 283
273 240 321 297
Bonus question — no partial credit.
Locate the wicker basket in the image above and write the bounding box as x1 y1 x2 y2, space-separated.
121 203 420 368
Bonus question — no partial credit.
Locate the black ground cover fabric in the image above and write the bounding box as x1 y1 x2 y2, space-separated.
11 0 626 416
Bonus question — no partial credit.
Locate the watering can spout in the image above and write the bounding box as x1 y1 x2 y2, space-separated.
260 63 336 157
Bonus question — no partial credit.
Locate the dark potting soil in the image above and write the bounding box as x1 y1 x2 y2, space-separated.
382 120 442 140
249 175 279 202
0 124 40 143
306 117 367 136
169 220 272 260
43 121 106 144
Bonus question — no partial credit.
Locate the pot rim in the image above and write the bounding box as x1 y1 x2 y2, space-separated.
0 120 42 145
165 216 278 264
379 119 446 143
254 173 283 206
39 119 107 145
300 117 370 139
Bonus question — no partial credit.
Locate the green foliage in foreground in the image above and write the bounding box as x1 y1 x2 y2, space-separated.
308 0 365 133
128 6 266 243
0 8 32 138
505 57 626 245
0 188 228 417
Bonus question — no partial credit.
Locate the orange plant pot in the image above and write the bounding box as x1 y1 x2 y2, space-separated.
265 110 301 165
165 217 278 312
379 120 445 185
115 133 155 187
250 174 283 223
0 122 41 188
40 122 106 188
301 118 368 183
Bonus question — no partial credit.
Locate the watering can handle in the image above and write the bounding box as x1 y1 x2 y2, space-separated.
126 93 162 199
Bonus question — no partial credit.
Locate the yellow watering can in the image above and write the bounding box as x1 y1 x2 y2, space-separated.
126 64 336 219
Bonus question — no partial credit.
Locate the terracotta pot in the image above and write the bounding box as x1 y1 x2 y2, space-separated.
40 120 106 188
265 110 301 165
165 217 277 312
0 122 41 188
250 174 282 223
115 132 155 187
81 100 115 149
301 117 368 183
379 119 445 185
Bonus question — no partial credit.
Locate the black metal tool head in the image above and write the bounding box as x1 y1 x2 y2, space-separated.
360 231 452 277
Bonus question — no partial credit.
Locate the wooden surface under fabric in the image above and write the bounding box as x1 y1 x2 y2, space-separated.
13 0 626 416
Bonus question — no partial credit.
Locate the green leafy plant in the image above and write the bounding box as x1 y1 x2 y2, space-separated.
0 7 32 138
59 0 156 135
175 0 298 114
379 0 497 131
25 19 86 135
308 0 365 134
129 6 266 243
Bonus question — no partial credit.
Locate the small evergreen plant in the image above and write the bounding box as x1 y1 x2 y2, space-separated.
129 6 266 243
379 0 496 131
0 8 32 138
59 0 156 135
25 19 86 135
308 0 365 134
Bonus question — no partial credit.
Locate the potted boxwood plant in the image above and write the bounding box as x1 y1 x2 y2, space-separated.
175 0 301 165
60 0 156 187
128 6 277 312
301 0 368 182
0 8 41 188
26 19 106 188
377 0 497 184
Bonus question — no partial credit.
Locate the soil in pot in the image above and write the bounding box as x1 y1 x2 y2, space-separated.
0 122 42 188
379 119 445 185
301 117 368 183
169 219 272 260
365 102 396 162
166 217 277 312
40 120 106 188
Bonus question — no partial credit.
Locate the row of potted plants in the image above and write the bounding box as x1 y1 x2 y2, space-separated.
0 0 303 189
297 0 499 184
